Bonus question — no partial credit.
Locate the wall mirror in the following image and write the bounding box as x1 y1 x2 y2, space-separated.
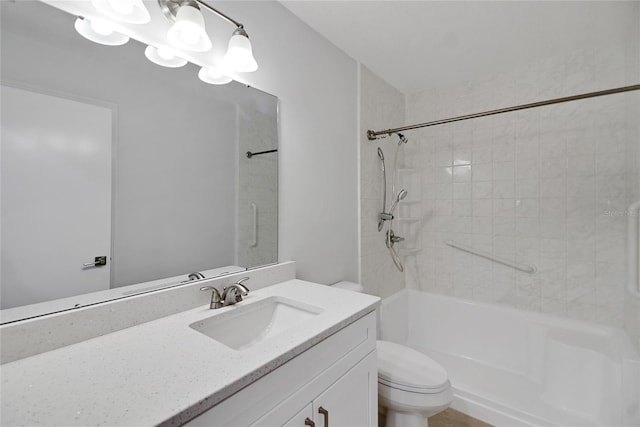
0 0 278 323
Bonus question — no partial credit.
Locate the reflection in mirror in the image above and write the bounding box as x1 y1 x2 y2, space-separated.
0 0 278 323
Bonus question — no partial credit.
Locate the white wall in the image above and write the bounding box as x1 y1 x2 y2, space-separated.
215 1 359 284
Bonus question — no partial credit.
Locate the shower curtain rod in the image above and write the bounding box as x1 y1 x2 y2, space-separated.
367 84 640 140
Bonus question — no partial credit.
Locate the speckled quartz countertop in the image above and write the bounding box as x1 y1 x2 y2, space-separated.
1 280 380 426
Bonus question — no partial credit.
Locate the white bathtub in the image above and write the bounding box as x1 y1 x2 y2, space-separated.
379 289 640 427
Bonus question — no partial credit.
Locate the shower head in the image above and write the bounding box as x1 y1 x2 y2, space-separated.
397 133 408 145
389 189 408 214
378 147 386 174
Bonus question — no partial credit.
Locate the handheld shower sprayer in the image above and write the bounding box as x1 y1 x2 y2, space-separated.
389 189 408 216
375 132 410 272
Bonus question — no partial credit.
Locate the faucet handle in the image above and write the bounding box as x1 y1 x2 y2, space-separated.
200 286 222 309
234 277 250 298
222 278 250 304
189 272 205 281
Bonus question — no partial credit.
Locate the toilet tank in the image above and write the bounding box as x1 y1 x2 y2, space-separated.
332 281 364 293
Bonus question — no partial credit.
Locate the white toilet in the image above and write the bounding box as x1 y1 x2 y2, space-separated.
377 340 452 427
332 282 453 427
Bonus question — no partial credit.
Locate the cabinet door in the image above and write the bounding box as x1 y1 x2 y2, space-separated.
282 404 313 427
313 352 377 427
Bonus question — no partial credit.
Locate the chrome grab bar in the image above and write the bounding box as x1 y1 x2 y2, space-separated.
627 201 640 297
445 240 536 274
250 203 258 247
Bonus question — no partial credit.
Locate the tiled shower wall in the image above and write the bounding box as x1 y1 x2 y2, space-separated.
402 44 639 334
236 106 278 268
359 65 406 298
624 29 640 350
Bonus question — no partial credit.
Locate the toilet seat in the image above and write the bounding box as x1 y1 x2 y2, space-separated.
379 377 450 394
377 340 449 394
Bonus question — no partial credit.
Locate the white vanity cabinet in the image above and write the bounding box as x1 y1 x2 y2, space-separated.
185 311 378 427
276 352 377 427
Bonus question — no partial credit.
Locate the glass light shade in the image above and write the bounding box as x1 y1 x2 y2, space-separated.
167 5 212 52
74 17 129 46
91 0 150 24
198 66 232 85
144 45 187 68
222 29 258 72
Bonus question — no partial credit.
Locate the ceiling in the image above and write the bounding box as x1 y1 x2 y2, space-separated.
281 1 638 94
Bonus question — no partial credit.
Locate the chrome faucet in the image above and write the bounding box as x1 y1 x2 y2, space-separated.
200 286 223 309
221 277 250 306
188 272 206 281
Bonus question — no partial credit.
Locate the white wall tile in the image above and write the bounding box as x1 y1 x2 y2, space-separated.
453 165 472 182
493 161 515 181
400 43 637 336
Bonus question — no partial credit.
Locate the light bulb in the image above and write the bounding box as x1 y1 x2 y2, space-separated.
167 5 212 52
107 0 133 15
144 45 187 68
91 0 150 24
157 47 176 60
90 18 114 36
74 17 129 46
177 28 200 46
198 66 232 85
222 28 258 73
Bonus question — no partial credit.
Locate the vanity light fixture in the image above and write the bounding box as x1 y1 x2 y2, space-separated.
91 0 151 24
198 66 232 85
75 0 258 84
159 0 259 73
74 17 130 46
144 45 187 68
162 0 212 52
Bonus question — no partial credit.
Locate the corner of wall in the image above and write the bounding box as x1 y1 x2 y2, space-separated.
358 64 407 299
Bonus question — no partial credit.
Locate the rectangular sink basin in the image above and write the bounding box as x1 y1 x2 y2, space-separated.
189 297 323 350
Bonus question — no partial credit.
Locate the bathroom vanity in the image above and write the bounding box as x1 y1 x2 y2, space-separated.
0 277 379 426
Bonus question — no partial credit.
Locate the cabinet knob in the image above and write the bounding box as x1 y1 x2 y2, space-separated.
318 407 329 427
304 417 315 427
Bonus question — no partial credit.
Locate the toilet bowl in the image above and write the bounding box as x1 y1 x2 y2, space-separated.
331 282 453 427
377 340 452 427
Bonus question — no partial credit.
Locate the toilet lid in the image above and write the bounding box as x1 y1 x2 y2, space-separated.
377 340 449 392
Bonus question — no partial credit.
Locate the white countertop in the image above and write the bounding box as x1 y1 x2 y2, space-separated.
0 280 380 426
